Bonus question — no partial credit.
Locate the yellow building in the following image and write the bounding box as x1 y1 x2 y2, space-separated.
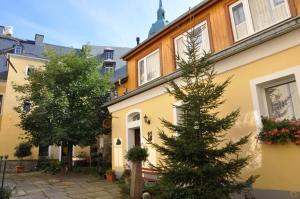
106 0 300 197
0 31 89 170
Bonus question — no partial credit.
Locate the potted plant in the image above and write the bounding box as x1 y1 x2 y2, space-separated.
14 142 32 173
106 169 116 183
126 146 149 199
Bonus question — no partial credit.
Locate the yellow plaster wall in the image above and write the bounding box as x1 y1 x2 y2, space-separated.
111 45 300 192
0 56 45 160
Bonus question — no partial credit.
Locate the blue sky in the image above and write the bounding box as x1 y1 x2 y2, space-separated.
0 0 201 48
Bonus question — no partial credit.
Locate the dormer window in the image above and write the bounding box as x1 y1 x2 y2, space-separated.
104 49 114 60
14 46 22 54
104 63 115 73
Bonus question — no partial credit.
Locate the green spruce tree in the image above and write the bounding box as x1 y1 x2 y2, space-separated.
152 28 258 199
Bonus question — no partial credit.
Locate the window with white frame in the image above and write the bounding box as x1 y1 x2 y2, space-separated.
174 20 210 64
229 0 291 41
14 46 22 54
0 95 3 114
138 49 160 86
254 75 300 121
104 63 115 73
265 80 300 120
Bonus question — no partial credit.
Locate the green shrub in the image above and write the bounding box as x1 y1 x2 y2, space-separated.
73 166 99 176
14 142 32 161
0 186 15 199
118 181 130 195
126 146 148 162
44 159 63 174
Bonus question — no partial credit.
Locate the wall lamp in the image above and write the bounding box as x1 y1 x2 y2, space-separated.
144 114 151 125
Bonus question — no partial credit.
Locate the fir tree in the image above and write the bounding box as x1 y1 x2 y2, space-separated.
152 28 258 199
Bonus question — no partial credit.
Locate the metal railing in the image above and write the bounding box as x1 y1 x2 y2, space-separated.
0 155 8 191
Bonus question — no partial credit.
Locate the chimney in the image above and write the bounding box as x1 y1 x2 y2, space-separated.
0 26 4 36
35 34 44 45
136 37 140 46
3 26 13 36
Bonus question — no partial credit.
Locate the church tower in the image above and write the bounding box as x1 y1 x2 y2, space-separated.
148 0 168 37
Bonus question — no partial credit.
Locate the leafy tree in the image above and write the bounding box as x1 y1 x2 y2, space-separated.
14 47 112 170
152 29 258 198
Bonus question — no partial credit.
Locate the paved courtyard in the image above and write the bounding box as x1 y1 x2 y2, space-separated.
5 172 122 199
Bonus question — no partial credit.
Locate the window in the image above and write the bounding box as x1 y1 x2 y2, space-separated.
229 0 291 41
25 66 34 76
104 50 114 60
39 145 49 157
174 20 210 65
14 46 22 54
128 112 140 122
104 63 114 73
265 81 300 120
23 100 31 113
0 95 3 114
272 0 285 7
138 49 160 85
174 107 184 125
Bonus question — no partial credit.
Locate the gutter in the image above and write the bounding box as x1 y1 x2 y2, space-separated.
104 16 300 108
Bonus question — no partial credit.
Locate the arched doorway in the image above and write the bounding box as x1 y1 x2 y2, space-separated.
126 110 142 151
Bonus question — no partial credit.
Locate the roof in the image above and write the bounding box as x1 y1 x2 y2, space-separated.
89 45 130 70
104 16 300 107
0 35 130 81
121 0 213 60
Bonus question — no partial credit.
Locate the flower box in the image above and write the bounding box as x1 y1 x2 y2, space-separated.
258 117 300 145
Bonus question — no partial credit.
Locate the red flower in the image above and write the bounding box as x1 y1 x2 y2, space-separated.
281 128 288 133
273 128 279 133
295 140 300 145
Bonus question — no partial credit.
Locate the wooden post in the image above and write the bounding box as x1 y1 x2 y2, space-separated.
130 161 143 199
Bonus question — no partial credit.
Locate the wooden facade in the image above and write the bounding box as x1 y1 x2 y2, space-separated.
117 0 299 96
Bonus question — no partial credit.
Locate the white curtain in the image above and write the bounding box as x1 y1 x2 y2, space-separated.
265 82 300 120
139 60 145 85
248 0 289 32
146 51 160 81
176 36 186 61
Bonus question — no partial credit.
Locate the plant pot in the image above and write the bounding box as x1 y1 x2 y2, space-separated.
16 165 25 173
106 174 116 183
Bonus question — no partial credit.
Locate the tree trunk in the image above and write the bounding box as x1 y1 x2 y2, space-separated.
67 143 73 171
130 161 143 199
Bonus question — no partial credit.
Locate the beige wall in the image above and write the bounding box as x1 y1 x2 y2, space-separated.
111 44 300 192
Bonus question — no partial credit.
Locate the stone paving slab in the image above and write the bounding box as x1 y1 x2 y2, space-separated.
4 172 121 199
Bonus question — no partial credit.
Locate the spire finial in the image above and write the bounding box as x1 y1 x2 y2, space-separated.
157 0 165 20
